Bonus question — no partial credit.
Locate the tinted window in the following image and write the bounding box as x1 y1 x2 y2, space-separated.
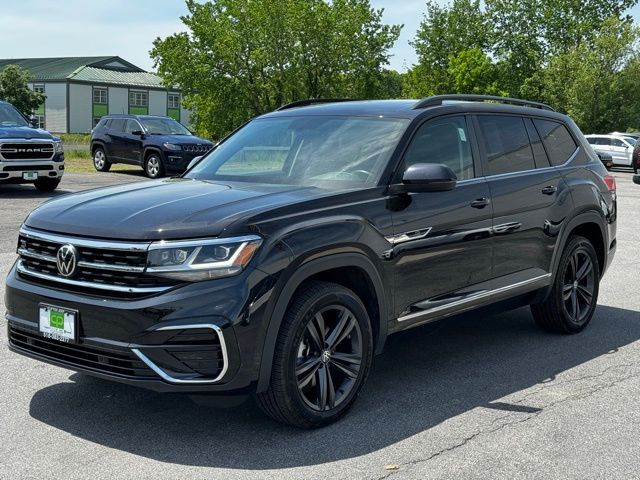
109 119 126 132
533 119 578 166
611 138 625 147
594 137 611 146
477 115 535 175
402 116 474 180
125 119 142 133
586 137 596 144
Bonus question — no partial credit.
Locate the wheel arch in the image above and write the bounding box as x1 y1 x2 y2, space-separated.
143 146 163 162
255 252 388 392
90 140 106 155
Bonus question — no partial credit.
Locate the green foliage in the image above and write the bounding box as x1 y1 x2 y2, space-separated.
152 0 401 138
0 65 45 116
59 133 90 145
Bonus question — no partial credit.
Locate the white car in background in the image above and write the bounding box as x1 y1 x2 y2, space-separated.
585 134 635 168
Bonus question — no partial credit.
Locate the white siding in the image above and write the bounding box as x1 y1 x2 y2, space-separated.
43 83 66 133
108 87 128 115
68 83 92 133
149 90 166 116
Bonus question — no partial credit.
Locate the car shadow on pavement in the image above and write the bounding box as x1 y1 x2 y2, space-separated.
0 185 74 199
28 304 640 469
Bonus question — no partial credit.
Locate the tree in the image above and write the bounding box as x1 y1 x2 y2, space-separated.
151 0 401 138
0 65 45 116
447 48 507 96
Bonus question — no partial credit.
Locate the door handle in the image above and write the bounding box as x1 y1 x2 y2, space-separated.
541 185 557 195
470 198 490 209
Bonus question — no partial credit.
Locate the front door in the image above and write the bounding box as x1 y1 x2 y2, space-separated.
390 115 494 325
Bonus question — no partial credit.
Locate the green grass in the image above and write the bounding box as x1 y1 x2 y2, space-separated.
59 133 90 145
64 156 139 173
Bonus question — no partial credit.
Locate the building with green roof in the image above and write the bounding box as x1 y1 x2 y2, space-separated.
0 56 190 133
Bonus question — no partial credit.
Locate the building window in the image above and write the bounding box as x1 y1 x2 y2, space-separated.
168 93 180 109
35 115 45 129
93 87 108 104
33 84 45 94
129 90 148 107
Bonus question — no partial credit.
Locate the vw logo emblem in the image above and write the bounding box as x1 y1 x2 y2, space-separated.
56 244 78 277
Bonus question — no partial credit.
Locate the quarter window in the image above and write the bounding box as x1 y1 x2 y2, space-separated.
477 115 535 175
533 119 578 166
402 116 474 180
129 91 148 107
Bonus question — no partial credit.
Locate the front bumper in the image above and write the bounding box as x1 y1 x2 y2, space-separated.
162 149 210 173
0 155 65 183
5 262 272 394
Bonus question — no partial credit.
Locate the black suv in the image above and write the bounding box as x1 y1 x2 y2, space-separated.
90 115 213 178
6 96 617 428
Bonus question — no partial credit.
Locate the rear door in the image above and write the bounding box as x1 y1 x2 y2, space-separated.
475 114 572 286
609 137 632 166
105 118 126 159
120 119 145 164
390 114 494 324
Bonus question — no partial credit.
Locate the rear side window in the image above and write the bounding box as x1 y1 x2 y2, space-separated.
477 115 535 175
109 119 126 132
534 119 578 166
593 137 610 146
402 115 474 180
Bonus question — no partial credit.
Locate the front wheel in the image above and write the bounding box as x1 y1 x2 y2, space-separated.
93 147 111 172
256 281 373 428
531 235 600 334
144 153 165 179
33 177 61 192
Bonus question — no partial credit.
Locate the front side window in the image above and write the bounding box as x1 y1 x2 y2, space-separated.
140 117 191 135
129 91 148 107
125 119 142 134
401 115 474 180
477 115 535 175
611 138 626 148
187 116 409 188
533 119 578 166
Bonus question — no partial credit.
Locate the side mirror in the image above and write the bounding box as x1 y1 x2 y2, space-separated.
392 163 457 193
131 130 144 136
187 156 202 170
29 115 39 128
633 175 640 185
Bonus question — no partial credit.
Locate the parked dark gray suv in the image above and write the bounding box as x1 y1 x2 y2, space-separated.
6 95 617 428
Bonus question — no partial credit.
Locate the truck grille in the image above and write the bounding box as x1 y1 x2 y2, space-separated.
182 144 211 154
8 325 155 378
0 142 55 160
16 227 179 298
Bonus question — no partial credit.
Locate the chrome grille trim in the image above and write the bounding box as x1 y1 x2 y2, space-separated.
0 141 55 161
18 248 146 273
16 261 169 293
19 226 150 251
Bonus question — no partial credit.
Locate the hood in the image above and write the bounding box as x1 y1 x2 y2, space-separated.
0 126 57 141
153 134 212 146
24 178 323 240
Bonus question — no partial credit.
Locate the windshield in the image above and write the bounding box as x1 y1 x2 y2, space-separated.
0 103 28 127
140 117 192 135
187 116 409 187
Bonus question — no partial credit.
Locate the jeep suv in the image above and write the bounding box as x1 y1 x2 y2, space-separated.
5 96 617 428
0 100 64 192
90 115 213 178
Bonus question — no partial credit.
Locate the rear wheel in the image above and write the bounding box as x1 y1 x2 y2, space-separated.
256 281 373 428
531 235 599 333
34 177 61 192
144 153 165 179
93 147 111 172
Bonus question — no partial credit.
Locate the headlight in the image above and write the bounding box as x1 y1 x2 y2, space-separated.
163 142 182 151
146 235 262 281
54 141 64 153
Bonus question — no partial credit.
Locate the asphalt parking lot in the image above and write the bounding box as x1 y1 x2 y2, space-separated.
1 170 639 480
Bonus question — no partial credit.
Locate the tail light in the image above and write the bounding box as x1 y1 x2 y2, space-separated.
604 175 616 192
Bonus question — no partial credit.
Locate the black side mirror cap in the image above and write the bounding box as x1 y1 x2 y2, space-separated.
131 130 144 136
390 163 458 194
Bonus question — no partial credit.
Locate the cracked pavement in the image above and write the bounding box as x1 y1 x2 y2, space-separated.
1 170 639 480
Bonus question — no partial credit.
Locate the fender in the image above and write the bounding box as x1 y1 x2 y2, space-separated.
255 252 389 392
90 140 106 155
142 146 162 165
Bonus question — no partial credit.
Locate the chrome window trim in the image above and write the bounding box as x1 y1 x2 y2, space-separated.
16 261 170 293
19 226 151 252
398 273 552 323
131 323 229 384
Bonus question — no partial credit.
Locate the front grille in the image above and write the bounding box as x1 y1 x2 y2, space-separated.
3 164 53 171
182 144 211 154
8 325 154 378
0 142 54 160
17 228 179 298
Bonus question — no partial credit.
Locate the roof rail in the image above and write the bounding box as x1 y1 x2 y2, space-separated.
276 98 355 111
413 94 555 112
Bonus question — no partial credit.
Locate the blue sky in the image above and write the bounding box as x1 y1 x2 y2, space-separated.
1 0 639 72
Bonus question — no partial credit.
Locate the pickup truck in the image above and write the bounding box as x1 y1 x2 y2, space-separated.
0 100 64 192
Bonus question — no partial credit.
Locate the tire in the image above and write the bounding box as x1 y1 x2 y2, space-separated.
33 177 61 192
93 147 111 172
256 281 373 428
531 235 600 334
144 153 165 179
